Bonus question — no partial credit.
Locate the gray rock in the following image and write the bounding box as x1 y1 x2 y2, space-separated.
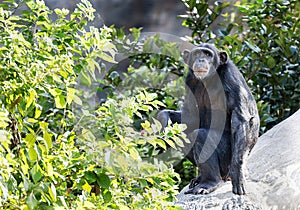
247 109 300 209
176 109 300 210
176 183 261 210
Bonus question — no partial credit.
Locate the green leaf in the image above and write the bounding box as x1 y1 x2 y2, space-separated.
30 163 43 184
267 56 276 68
0 4 9 9
129 27 141 41
155 139 167 150
82 181 92 193
188 0 196 8
102 189 112 203
26 89 36 109
141 120 151 129
129 147 140 160
82 128 96 141
97 173 110 189
27 118 38 124
39 121 48 131
26 192 38 209
172 136 184 147
99 52 116 63
25 133 36 147
166 139 176 149
85 171 97 183
66 87 76 105
48 183 57 202
21 173 31 192
43 131 53 151
46 162 54 178
73 94 83 105
0 110 10 128
244 41 261 53
49 88 62 97
236 5 249 13
152 118 162 133
54 8 69 16
80 71 92 86
28 147 38 161
84 201 96 209
108 71 120 80
34 104 42 119
139 179 148 188
54 95 66 109
58 196 68 209
143 38 154 52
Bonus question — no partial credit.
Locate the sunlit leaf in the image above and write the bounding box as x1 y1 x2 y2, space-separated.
43 131 53 151
48 183 57 202
82 181 92 193
25 133 36 147
155 139 167 150
28 147 38 162
26 89 36 109
166 139 176 149
84 201 96 209
49 88 62 97
47 162 54 178
34 104 42 119
129 147 140 160
73 94 83 105
54 95 66 109
66 87 76 105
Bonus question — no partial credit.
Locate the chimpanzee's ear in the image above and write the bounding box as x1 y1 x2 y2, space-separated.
183 49 190 63
219 51 228 65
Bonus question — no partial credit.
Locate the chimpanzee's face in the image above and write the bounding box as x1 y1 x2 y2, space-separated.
183 44 228 80
190 47 215 79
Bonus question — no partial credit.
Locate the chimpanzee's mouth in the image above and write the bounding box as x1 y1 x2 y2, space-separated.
193 69 208 73
193 66 208 72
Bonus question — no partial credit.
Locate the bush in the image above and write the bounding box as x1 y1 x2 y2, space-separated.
0 0 185 209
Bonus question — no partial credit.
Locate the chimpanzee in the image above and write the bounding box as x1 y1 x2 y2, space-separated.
157 43 259 195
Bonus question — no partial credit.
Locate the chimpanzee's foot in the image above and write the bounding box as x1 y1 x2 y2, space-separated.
188 176 201 189
185 181 220 195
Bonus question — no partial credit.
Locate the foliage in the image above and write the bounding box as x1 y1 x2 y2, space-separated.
180 0 231 41
75 91 186 209
0 0 185 209
109 29 187 110
181 0 300 132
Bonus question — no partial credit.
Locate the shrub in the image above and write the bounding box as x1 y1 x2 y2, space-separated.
0 0 185 209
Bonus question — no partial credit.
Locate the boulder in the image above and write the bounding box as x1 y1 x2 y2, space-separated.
176 109 300 209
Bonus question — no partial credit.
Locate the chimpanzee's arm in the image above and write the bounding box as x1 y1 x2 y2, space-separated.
157 110 182 129
230 107 253 195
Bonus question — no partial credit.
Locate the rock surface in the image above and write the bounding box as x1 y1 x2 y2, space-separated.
176 109 300 210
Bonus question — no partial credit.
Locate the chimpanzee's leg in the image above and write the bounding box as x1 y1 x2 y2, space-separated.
185 129 230 194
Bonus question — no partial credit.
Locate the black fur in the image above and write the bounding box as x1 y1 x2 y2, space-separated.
157 43 259 195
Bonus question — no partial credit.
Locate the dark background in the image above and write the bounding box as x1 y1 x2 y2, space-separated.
42 0 191 36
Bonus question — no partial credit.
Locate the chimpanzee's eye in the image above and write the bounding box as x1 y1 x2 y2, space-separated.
193 51 200 58
203 50 212 57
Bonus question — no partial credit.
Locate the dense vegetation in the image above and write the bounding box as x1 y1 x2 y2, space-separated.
0 0 299 209
0 0 186 209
